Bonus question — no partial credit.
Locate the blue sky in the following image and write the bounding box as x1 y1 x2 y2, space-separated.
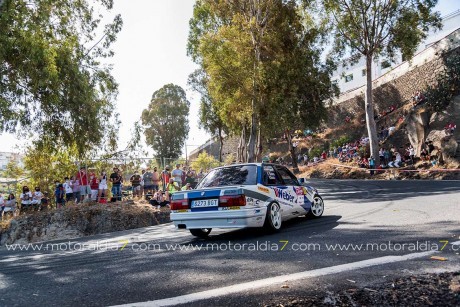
1 0 459 155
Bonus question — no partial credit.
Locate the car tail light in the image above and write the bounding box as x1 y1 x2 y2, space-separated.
219 195 246 207
170 199 188 210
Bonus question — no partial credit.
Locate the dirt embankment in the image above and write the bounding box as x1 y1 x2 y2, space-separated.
265 271 460 307
0 201 170 245
298 159 460 180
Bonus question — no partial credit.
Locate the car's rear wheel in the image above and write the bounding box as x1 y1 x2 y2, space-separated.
189 228 212 238
307 195 324 218
264 202 282 231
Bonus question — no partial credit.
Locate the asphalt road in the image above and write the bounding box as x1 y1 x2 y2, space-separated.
0 180 459 306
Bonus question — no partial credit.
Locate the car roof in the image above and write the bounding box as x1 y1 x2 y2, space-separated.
212 162 284 170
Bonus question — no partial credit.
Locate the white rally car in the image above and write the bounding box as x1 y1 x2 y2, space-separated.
170 163 324 238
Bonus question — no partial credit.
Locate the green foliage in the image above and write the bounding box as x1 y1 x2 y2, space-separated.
23 141 79 195
223 153 235 165
331 135 352 148
191 152 220 171
0 0 123 156
141 84 190 160
188 0 334 161
426 52 460 112
309 147 322 158
3 160 24 180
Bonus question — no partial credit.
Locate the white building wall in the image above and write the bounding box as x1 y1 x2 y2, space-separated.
0 152 24 170
331 10 460 93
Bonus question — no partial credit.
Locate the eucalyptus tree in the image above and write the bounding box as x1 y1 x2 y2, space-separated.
0 0 123 156
312 0 442 162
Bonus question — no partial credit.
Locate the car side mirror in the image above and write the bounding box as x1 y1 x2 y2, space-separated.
298 178 305 184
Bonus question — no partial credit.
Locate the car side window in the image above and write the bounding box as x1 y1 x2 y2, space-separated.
275 166 299 186
263 166 282 186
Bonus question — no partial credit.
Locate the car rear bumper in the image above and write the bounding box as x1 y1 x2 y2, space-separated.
170 207 267 229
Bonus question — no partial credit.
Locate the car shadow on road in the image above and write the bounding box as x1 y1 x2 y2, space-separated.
190 215 342 243
312 179 460 203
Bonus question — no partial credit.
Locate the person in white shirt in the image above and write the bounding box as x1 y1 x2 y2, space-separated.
63 177 74 202
20 186 33 213
31 187 43 210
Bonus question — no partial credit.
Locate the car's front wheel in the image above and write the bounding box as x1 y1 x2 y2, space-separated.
189 228 212 238
264 202 282 231
307 195 324 218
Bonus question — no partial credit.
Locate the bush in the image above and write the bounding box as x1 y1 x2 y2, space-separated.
331 135 352 148
309 147 322 158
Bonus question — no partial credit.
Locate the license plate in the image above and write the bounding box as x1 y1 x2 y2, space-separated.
191 199 218 208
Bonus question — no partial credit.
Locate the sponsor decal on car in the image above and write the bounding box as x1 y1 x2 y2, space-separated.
273 187 295 203
258 186 270 193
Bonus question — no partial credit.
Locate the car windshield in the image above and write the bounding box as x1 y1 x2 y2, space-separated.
196 165 258 188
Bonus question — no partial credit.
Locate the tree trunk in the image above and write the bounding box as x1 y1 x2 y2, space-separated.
218 127 223 162
247 111 257 162
286 130 299 173
365 55 380 164
237 127 247 162
256 120 262 162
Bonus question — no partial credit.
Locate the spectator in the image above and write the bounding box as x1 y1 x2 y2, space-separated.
110 167 122 201
166 178 180 199
54 181 65 209
140 169 145 197
76 166 90 202
369 156 375 175
161 166 171 191
130 170 142 198
388 126 396 136
4 194 17 218
89 171 99 201
0 194 4 217
181 166 188 186
445 122 457 135
150 190 169 209
20 186 33 213
171 164 183 188
152 167 161 192
32 186 43 211
63 177 74 203
185 169 195 188
41 192 49 211
321 151 327 160
420 148 429 161
409 145 415 164
98 171 108 202
181 182 192 191
196 168 205 183
143 168 154 195
71 176 81 204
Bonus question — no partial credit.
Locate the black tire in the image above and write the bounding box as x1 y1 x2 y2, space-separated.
307 195 324 218
264 202 282 231
189 228 212 238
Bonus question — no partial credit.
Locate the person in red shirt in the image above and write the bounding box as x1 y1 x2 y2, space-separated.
89 170 99 201
76 167 90 202
321 151 327 160
161 166 171 191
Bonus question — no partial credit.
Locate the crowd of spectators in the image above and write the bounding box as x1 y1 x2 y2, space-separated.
0 163 209 217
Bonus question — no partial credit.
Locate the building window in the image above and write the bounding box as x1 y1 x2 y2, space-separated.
381 60 391 69
362 69 366 76
344 74 353 83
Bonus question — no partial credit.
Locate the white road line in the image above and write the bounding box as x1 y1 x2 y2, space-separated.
112 250 436 307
